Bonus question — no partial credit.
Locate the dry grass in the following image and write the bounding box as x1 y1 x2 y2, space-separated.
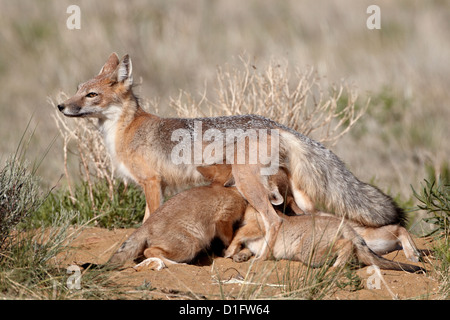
50 93 115 207
172 57 366 146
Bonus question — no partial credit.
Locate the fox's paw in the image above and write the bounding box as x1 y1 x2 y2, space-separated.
404 247 423 263
233 253 250 263
233 249 252 263
133 257 166 271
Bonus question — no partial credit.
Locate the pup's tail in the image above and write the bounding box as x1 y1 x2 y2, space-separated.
280 130 406 227
106 228 148 269
354 236 425 273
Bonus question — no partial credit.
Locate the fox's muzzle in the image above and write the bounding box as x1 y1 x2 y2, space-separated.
57 101 84 117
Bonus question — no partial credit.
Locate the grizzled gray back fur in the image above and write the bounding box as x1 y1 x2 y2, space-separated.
158 114 405 227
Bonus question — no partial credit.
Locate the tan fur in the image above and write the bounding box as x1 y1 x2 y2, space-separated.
105 164 425 273
348 222 422 262
225 208 425 273
58 53 284 259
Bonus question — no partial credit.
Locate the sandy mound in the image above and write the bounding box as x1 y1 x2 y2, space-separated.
59 227 438 300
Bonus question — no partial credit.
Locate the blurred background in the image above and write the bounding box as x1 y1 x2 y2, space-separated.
0 0 448 205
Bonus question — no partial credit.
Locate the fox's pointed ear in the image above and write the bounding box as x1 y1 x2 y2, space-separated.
111 54 133 88
98 52 120 75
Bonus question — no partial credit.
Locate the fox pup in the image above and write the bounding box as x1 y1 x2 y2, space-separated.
106 165 247 270
225 207 425 273
252 169 424 263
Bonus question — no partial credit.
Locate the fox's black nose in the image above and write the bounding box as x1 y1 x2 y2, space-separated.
57 104 65 112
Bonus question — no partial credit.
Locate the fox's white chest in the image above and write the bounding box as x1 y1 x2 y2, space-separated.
99 113 137 183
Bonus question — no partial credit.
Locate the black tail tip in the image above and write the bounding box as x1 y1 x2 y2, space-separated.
77 262 120 271
404 264 427 274
79 262 102 270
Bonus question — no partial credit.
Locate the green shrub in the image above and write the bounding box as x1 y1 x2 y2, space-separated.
412 168 450 237
412 165 450 299
0 157 43 250
35 180 146 229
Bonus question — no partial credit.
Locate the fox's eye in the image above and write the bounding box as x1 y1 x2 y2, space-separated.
86 92 98 98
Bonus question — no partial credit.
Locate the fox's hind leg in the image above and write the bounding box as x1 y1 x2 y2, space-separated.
134 257 166 271
216 221 237 248
397 226 421 262
290 183 315 214
231 164 282 260
332 239 354 267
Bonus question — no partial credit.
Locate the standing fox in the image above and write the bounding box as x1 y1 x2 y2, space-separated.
58 53 406 258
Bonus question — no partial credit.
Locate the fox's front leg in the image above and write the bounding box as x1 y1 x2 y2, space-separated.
142 176 163 222
224 230 245 259
224 207 265 261
231 164 282 260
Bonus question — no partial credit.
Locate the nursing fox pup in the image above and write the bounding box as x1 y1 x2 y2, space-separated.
106 165 246 270
59 53 408 258
106 165 424 273
225 207 424 273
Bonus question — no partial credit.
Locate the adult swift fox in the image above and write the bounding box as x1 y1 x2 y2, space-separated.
58 53 405 258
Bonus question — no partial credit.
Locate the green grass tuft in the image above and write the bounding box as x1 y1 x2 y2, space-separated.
34 180 146 229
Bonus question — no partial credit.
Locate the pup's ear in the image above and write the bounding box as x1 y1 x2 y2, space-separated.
98 52 120 75
110 54 133 88
223 176 235 187
196 164 233 184
196 165 219 181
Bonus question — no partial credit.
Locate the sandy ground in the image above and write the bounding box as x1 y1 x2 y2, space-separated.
59 227 439 300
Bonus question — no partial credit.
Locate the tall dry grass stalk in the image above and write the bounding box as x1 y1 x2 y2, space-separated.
172 57 367 146
50 58 365 205
50 93 114 209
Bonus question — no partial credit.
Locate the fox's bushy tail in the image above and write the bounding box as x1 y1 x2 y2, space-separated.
106 228 148 269
280 130 406 227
